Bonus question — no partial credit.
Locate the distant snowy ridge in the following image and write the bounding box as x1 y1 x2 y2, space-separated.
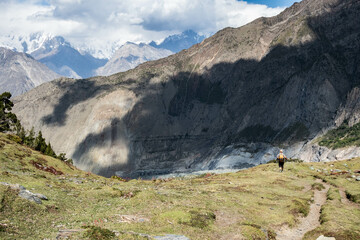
0 33 107 79
150 30 206 53
0 32 55 55
95 42 173 76
0 30 205 78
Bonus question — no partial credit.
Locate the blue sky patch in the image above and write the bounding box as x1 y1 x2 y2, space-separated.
243 0 298 8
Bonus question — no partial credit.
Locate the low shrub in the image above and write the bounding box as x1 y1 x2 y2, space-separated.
345 191 360 204
311 183 325 191
291 199 310 217
181 210 216 229
82 225 115 240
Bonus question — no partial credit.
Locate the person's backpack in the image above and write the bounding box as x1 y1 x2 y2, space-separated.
278 153 285 162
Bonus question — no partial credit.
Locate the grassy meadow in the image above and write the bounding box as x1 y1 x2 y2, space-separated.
0 133 359 239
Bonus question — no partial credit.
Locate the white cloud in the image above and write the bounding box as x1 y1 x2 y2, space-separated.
0 0 284 56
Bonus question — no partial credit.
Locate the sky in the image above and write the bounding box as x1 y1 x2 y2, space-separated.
0 0 298 54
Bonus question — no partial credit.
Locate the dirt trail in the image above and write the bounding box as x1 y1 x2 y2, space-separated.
276 179 330 240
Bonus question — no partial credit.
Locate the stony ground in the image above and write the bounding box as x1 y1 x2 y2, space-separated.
0 133 359 240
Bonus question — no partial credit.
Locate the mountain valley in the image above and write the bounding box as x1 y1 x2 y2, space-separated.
1 0 360 239
11 0 360 178
0 132 359 239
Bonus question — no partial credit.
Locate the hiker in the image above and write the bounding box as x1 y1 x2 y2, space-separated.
277 149 287 172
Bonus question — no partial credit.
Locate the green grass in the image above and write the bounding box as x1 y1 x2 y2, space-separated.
312 182 325 191
82 225 116 240
0 133 359 239
304 187 360 240
326 187 341 201
319 121 360 149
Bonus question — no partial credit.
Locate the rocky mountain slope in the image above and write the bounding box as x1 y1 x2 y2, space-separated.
13 0 360 177
0 132 359 239
0 47 60 96
150 30 206 53
95 43 173 77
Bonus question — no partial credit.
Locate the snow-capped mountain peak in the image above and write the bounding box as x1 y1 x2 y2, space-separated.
0 32 55 54
150 29 206 53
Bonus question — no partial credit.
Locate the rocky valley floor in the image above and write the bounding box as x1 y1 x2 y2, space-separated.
0 132 359 240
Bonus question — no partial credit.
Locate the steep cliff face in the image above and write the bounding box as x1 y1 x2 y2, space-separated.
13 0 360 177
0 47 60 96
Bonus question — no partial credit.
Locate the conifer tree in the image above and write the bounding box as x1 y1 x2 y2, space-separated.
35 131 47 153
25 127 35 148
45 142 56 157
0 92 18 132
18 126 26 143
15 121 22 136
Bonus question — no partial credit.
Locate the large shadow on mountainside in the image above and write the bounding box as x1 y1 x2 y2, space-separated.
42 1 360 177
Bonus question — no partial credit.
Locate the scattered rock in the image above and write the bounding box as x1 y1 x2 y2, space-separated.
115 215 149 223
56 229 84 239
356 177 360 181
70 178 84 184
316 235 336 240
154 235 190 240
35 193 48 200
310 167 315 170
0 182 48 204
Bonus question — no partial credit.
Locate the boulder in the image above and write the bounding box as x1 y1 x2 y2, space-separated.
316 235 336 240
154 235 190 240
18 190 42 204
0 182 48 204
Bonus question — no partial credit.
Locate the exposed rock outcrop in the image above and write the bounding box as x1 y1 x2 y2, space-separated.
0 182 48 204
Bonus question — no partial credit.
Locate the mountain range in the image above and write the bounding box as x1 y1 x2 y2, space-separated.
0 47 60 96
12 0 360 178
0 30 205 80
